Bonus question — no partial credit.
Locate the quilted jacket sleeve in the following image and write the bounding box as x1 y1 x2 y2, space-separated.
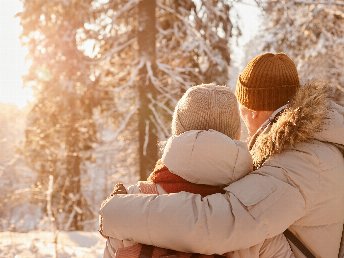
99 165 306 255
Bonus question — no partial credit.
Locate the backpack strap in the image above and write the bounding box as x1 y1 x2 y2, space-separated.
284 229 316 258
339 224 344 258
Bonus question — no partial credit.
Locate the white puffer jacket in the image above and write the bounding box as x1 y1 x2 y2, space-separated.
102 130 294 258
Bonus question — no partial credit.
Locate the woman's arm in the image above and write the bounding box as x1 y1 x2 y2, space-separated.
100 166 306 255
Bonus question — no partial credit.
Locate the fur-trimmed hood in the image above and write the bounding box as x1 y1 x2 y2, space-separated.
250 81 344 168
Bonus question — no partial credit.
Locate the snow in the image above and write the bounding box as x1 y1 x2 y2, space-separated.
0 231 105 258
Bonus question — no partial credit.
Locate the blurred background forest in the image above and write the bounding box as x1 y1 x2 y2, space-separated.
0 0 343 256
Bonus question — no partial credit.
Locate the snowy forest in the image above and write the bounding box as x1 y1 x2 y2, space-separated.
0 0 343 257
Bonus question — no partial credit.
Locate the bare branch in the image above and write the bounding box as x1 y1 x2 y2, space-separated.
149 101 170 138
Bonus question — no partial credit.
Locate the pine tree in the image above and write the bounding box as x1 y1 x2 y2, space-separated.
20 0 237 229
83 0 235 179
20 0 98 230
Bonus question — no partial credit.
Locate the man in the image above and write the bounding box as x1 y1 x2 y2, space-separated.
100 53 344 257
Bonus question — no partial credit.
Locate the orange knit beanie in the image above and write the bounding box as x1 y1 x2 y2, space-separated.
235 53 300 111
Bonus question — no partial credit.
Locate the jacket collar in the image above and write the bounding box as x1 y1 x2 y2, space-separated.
250 81 343 168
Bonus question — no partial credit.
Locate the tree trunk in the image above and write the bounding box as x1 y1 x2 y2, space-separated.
65 97 83 230
137 0 158 180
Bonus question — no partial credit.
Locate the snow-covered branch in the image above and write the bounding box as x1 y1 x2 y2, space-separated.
149 102 170 138
108 105 138 143
148 93 174 116
143 121 149 156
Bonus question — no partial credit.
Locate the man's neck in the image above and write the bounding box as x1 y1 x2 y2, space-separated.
248 104 289 150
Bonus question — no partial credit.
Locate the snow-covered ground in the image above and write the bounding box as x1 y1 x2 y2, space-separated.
0 231 106 258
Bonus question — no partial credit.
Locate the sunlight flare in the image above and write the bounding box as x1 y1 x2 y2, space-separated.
0 0 33 108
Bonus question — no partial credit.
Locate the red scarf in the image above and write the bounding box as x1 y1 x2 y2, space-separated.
147 160 226 197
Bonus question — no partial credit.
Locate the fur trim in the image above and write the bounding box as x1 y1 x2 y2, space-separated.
250 81 335 168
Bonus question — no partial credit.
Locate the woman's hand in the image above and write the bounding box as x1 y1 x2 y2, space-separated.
110 183 128 196
99 182 128 239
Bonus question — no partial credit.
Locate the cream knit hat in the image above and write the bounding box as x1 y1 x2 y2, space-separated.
172 84 241 140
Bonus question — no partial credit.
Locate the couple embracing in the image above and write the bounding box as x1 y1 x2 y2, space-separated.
100 53 344 258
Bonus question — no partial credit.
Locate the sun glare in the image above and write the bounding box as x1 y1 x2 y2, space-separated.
0 1 33 108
